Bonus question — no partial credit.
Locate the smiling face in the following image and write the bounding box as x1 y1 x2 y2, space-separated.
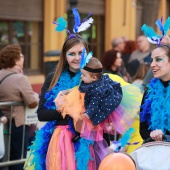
66 43 85 72
151 47 170 81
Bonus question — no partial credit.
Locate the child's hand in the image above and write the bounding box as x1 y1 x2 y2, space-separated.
107 125 113 132
0 116 8 124
84 113 90 119
106 123 114 132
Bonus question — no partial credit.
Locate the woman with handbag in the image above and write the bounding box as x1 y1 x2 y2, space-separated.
0 44 39 170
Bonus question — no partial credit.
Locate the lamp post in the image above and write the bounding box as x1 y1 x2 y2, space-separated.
67 0 78 32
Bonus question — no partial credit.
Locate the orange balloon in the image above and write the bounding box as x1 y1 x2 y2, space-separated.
98 153 136 170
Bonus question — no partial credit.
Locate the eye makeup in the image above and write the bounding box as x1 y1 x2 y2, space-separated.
66 51 82 57
151 55 167 63
152 56 168 70
155 57 165 62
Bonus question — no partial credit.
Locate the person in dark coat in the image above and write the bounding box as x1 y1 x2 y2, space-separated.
79 57 122 126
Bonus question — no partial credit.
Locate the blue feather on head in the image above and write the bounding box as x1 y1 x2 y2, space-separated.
72 8 81 33
80 48 93 69
141 16 170 45
52 17 67 32
52 8 94 40
72 8 94 34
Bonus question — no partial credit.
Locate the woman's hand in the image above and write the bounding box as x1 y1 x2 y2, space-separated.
150 129 163 141
0 116 8 124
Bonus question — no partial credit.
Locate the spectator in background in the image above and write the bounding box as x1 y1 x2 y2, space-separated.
127 35 151 77
0 44 39 170
102 49 130 82
111 37 126 53
132 63 150 93
122 40 138 69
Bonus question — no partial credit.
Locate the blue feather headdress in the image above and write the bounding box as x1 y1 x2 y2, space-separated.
72 8 94 34
52 17 67 32
53 8 94 38
141 17 170 45
109 128 139 153
80 48 93 69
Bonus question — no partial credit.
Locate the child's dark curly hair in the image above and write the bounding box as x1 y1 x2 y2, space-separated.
0 44 21 69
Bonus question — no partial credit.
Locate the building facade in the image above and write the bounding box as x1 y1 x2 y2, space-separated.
0 0 168 92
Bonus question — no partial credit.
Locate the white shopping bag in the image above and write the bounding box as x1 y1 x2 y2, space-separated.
0 123 5 159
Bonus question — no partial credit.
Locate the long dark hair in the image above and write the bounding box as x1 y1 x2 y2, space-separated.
49 34 89 89
102 49 119 71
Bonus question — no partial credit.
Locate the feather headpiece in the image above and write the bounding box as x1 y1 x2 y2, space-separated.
52 8 94 38
52 17 67 32
72 8 94 33
80 48 93 69
109 128 139 153
141 17 170 45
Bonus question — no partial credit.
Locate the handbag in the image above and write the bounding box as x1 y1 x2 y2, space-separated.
0 72 16 159
0 123 5 159
130 140 170 170
0 72 16 84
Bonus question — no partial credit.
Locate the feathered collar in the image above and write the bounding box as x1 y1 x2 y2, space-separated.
140 78 170 133
29 67 81 170
44 67 81 110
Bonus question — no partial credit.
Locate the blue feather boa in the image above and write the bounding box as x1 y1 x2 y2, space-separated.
75 138 94 170
140 78 170 133
44 68 81 110
28 67 81 170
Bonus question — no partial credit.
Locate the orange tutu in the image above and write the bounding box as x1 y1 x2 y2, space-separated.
55 88 114 141
46 125 76 170
55 88 85 121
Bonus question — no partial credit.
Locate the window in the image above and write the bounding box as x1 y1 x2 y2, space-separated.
80 15 104 61
0 20 43 74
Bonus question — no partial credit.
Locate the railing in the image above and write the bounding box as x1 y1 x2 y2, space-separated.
0 101 27 168
0 101 118 169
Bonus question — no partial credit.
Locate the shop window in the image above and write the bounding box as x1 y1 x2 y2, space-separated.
0 20 43 74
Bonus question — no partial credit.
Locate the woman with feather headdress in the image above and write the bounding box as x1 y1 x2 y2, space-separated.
24 8 112 170
140 17 170 142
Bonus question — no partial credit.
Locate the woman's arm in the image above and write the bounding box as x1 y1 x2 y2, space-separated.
37 73 63 121
19 75 39 108
139 91 151 140
140 122 151 140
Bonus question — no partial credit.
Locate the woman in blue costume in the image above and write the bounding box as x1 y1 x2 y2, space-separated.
24 34 100 170
140 44 170 142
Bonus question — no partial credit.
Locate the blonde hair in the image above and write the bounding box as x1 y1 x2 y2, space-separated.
49 35 89 90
